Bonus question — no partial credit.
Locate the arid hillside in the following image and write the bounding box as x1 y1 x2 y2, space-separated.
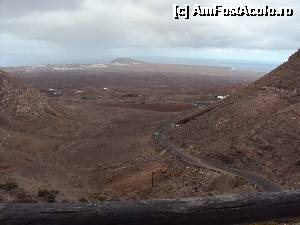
0 70 47 118
253 50 300 92
171 49 300 190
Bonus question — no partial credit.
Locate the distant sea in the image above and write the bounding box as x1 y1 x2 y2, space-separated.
144 57 279 73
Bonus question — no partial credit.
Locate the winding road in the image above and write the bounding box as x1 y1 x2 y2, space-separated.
153 103 280 192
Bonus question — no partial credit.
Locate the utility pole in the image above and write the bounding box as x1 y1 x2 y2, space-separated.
151 171 154 188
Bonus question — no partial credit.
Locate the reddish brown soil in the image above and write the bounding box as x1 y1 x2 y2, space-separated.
106 103 194 112
0 163 15 173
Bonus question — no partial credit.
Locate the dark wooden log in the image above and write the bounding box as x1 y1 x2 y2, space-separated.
1 190 300 225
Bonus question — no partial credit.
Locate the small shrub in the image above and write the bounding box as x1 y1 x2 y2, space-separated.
38 189 50 197
88 193 106 202
38 189 59 203
15 192 36 203
0 182 19 191
78 197 88 203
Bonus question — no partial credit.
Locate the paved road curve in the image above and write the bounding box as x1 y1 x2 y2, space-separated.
153 104 280 192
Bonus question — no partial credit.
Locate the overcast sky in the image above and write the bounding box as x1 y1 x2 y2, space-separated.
0 0 299 67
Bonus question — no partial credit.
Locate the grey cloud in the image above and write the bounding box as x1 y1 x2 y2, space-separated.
0 0 299 66
0 0 83 19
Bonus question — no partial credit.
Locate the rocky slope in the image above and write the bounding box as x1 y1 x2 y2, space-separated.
0 70 50 157
171 49 300 190
0 71 80 202
0 70 47 118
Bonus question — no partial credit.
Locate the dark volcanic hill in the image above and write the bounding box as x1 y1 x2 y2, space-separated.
171 49 300 190
0 70 47 118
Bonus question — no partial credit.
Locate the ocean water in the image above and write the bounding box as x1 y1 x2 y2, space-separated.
144 57 278 73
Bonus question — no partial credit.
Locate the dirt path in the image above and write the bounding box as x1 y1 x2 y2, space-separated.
153 104 281 192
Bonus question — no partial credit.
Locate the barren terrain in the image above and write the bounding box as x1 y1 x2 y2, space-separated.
0 62 263 202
